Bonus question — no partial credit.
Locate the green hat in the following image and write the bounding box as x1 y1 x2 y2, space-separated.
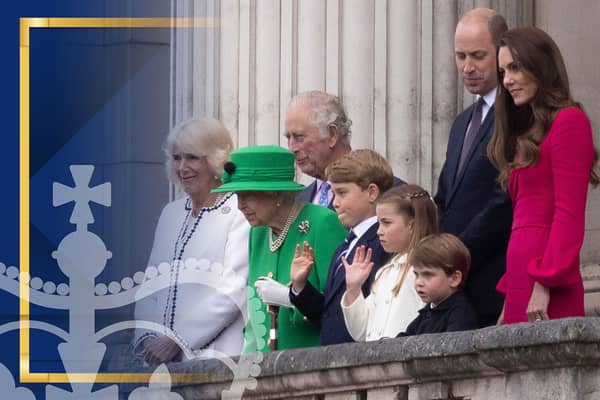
212 145 305 193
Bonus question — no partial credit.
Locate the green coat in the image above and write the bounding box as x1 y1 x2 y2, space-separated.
244 203 347 353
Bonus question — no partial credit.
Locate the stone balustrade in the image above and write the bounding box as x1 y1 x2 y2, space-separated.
584 264 600 316
130 317 600 399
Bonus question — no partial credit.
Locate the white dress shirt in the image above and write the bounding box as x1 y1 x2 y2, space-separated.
345 216 378 256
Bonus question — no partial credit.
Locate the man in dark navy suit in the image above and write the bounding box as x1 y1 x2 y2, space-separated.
434 8 512 327
289 149 393 345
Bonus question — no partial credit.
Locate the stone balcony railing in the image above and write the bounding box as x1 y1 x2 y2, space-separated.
128 317 600 400
583 263 600 316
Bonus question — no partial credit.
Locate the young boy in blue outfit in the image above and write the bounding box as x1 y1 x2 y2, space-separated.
289 149 395 345
399 233 478 336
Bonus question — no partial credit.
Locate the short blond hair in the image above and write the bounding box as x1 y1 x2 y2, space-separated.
164 117 233 186
325 149 393 192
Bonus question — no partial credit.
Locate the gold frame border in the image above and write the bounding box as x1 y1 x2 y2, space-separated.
20 17 218 384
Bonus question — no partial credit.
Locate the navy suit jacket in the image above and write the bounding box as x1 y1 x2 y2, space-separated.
434 102 512 326
289 222 390 345
296 181 321 205
297 176 406 210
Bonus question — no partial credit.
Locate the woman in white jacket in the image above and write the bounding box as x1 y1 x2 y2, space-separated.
133 118 250 364
341 185 439 341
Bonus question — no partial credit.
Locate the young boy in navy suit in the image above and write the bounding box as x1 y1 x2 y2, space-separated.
289 149 395 345
398 233 478 336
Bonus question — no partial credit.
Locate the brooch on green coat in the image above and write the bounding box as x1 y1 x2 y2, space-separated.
298 220 310 234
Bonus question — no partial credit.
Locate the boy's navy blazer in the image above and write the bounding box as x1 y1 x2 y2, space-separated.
289 222 390 345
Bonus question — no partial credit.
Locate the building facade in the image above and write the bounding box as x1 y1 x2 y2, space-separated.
168 0 600 307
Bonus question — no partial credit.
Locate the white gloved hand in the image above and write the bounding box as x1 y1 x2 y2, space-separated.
254 276 294 308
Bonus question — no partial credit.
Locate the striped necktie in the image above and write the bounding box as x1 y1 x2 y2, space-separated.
333 230 357 277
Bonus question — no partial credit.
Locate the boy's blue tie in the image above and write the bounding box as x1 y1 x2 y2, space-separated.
333 230 357 278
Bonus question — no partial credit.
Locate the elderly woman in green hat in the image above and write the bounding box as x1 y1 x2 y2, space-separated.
213 145 346 353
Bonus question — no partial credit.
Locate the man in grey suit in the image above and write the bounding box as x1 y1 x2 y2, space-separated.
434 8 512 327
284 91 352 208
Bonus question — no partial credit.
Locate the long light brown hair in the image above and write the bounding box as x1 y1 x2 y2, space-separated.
374 185 440 296
487 27 599 188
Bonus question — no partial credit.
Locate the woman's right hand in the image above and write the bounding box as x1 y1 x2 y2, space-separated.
290 241 315 292
143 335 182 365
342 245 374 305
526 281 550 321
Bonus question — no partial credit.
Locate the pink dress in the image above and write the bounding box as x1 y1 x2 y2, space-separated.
497 107 595 323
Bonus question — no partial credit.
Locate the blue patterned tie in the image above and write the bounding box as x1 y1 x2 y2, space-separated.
318 181 331 207
333 230 357 277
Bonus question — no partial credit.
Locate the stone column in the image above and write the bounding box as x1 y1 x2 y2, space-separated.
174 0 535 172
297 0 327 92
97 1 171 280
384 0 420 185
255 0 282 144
173 2 600 313
341 0 374 151
219 0 241 145
425 0 459 192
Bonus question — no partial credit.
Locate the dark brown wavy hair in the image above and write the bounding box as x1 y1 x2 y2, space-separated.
487 26 599 188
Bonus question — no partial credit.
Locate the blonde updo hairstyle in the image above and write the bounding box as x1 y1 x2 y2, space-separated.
164 117 234 187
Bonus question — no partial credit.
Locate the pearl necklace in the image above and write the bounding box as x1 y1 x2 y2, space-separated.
269 202 302 252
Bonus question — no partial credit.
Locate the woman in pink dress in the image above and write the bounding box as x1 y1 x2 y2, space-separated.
488 27 599 324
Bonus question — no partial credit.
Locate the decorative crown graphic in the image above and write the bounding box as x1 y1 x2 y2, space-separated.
0 165 262 399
